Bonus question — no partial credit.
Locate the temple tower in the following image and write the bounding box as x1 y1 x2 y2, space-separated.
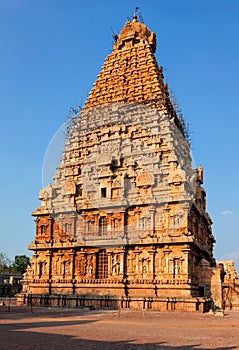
19 15 219 312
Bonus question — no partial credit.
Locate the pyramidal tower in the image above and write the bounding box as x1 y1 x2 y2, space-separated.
19 14 223 312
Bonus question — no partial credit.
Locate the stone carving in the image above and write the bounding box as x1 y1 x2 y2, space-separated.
136 172 153 187
19 14 220 313
65 181 76 196
197 165 203 184
112 254 120 276
86 255 93 276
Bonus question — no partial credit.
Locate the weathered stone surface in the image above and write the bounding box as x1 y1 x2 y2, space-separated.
19 15 229 312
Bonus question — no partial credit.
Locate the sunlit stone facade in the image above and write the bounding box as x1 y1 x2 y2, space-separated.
19 15 222 312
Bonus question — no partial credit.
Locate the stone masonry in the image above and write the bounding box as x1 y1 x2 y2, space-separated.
18 15 226 312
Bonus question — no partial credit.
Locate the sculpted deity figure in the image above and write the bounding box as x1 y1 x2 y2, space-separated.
112 254 120 276
87 255 93 276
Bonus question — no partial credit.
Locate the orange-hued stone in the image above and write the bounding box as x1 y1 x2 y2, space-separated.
18 15 238 312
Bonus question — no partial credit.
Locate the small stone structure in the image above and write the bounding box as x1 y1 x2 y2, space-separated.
17 14 234 312
217 260 239 310
0 274 22 297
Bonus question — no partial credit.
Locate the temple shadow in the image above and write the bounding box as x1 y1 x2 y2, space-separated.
0 318 238 350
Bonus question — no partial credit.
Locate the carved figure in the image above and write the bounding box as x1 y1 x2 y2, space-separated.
112 254 120 276
87 255 93 276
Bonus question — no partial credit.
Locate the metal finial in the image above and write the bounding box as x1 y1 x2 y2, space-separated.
132 6 139 22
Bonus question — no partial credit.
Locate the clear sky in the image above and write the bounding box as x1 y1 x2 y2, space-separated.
1 0 239 270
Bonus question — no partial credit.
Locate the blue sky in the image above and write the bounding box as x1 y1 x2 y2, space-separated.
0 0 239 270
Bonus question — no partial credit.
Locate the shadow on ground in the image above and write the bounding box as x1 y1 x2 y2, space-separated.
0 317 238 350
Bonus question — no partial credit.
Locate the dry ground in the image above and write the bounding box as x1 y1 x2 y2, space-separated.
0 306 238 349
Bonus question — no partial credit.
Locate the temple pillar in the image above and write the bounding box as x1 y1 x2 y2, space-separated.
149 207 155 231
148 249 155 278
71 213 77 239
182 248 190 277
108 253 112 276
120 209 126 236
119 251 124 277
163 249 171 275
48 217 53 240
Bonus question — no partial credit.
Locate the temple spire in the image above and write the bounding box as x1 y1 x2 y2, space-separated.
84 17 161 109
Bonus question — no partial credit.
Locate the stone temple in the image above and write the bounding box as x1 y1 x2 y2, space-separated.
18 15 237 311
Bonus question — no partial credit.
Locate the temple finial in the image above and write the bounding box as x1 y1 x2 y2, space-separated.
132 6 139 22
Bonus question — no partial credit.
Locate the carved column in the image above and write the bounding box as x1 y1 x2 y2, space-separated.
156 249 164 275
36 256 40 277
32 253 37 276
182 205 189 231
163 249 171 275
45 250 52 294
108 253 112 277
119 251 125 277
126 251 134 274
92 253 97 278
69 250 76 294
81 212 87 235
68 250 75 280
57 252 63 277
135 209 141 232
108 212 113 234
149 207 155 231
45 251 51 281
58 214 64 238
48 217 53 240
93 214 98 234
34 217 39 238
148 249 155 278
135 252 139 274
164 208 170 231
120 209 126 236
182 248 190 277
71 213 77 239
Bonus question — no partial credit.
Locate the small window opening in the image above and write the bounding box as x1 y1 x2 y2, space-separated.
101 187 107 198
76 185 82 196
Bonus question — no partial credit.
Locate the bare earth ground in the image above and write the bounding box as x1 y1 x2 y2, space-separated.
0 306 239 349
